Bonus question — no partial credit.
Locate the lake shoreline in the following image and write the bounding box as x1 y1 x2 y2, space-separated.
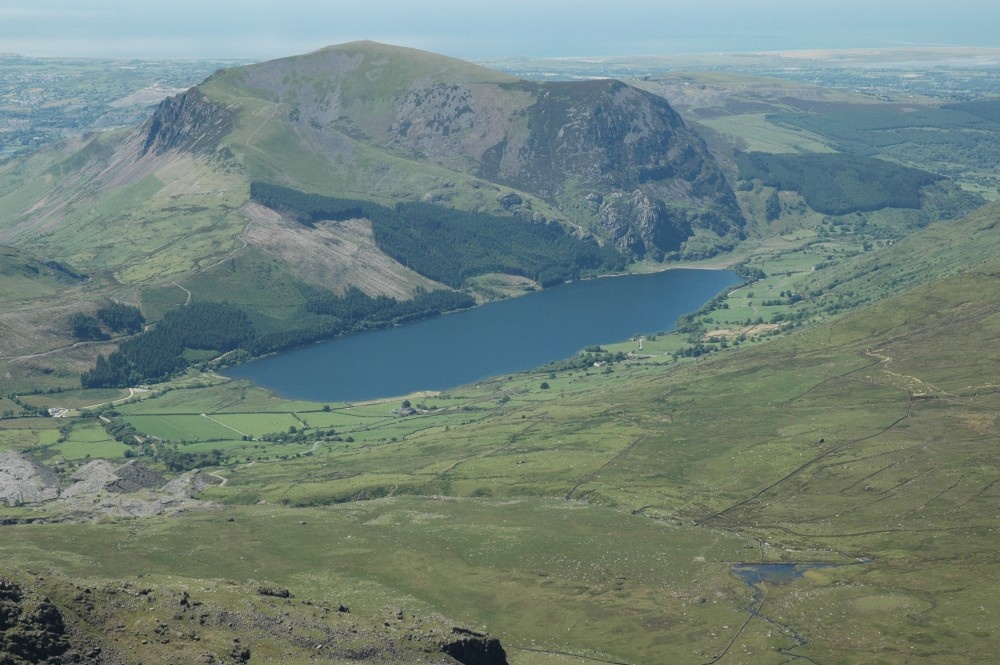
222 268 741 403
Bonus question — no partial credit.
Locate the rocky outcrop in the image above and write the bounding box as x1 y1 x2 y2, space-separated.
440 626 508 665
138 88 234 157
598 189 690 258
0 569 510 665
160 469 223 495
388 76 744 258
0 577 72 665
504 79 743 257
105 460 167 493
0 451 60 507
63 459 165 496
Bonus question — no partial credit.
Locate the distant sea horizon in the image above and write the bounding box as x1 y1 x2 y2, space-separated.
5 20 1000 62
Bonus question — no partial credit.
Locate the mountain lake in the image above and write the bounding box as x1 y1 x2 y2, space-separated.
222 268 740 402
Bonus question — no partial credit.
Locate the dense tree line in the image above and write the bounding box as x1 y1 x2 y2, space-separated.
946 99 1000 123
736 152 941 215
305 286 473 322
250 182 627 288
82 302 253 387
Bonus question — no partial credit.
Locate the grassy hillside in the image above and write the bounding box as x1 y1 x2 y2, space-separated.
2 196 997 662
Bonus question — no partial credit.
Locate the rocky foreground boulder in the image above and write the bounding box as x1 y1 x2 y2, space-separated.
0 569 508 665
0 576 77 665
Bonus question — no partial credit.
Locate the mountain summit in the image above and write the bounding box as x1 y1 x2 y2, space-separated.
228 41 742 257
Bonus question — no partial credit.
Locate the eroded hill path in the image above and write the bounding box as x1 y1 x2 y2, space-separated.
169 282 192 305
864 348 957 398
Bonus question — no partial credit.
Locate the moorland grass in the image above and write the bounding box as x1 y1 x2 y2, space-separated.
1 198 997 663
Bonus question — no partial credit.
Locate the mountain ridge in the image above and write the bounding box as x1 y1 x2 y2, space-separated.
0 41 746 297
212 41 745 258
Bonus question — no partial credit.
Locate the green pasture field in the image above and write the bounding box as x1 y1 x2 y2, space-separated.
19 388 129 411
0 417 125 461
139 283 191 320
124 414 240 441
51 422 129 460
0 427 48 452
178 437 312 459
208 412 300 436
0 396 14 414
0 416 62 440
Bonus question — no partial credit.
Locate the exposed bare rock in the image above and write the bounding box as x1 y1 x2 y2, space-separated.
242 203 443 299
138 88 234 157
108 460 166 493
0 455 220 522
60 459 165 498
161 470 223 497
0 451 60 507
62 459 120 498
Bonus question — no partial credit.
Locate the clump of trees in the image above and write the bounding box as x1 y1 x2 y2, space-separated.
69 302 145 342
69 312 108 341
82 302 250 387
96 301 145 333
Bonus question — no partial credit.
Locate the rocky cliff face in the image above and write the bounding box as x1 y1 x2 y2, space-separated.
138 88 233 157
597 189 692 257
385 76 745 257
440 626 508 665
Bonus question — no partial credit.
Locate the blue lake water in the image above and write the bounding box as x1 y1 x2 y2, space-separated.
731 563 832 588
223 268 739 402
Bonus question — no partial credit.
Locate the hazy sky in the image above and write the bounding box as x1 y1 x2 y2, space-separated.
3 0 1000 60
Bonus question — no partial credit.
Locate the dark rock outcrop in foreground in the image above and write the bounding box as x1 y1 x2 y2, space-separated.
0 576 76 665
441 626 509 665
0 569 508 665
